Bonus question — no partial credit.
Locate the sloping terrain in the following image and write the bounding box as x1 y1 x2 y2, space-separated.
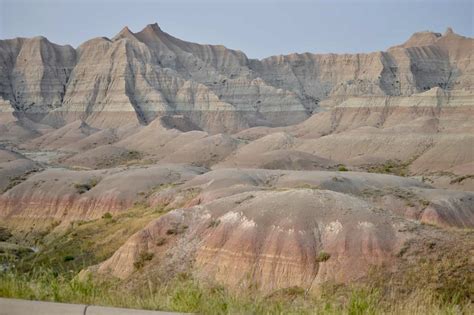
0 24 472 312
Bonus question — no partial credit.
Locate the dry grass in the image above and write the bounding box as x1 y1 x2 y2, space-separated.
0 265 471 314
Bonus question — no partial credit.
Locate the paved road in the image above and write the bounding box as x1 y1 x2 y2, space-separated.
0 298 184 315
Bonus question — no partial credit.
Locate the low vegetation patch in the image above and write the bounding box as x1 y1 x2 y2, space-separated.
365 160 409 176
166 224 188 235
0 263 471 314
450 174 474 184
155 237 166 246
74 177 100 194
207 219 220 229
96 150 145 169
3 169 40 193
133 251 154 270
0 242 33 263
337 165 349 172
316 251 331 263
15 205 166 273
101 212 113 219
0 227 12 242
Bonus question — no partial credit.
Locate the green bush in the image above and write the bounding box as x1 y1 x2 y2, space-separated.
338 165 349 172
316 251 331 262
0 226 12 241
101 212 113 219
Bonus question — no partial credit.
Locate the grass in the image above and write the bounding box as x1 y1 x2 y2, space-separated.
96 150 145 169
365 160 409 177
1 228 471 314
16 205 166 274
0 226 12 241
0 265 471 314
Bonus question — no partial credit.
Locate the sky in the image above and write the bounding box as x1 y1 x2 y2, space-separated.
0 0 472 59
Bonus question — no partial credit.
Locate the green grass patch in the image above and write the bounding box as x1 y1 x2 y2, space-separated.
16 205 166 274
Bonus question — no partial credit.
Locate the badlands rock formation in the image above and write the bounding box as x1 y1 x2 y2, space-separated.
0 25 473 294
95 169 473 292
1 24 472 132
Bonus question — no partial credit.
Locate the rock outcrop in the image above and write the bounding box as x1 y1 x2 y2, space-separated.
95 169 473 291
1 25 472 133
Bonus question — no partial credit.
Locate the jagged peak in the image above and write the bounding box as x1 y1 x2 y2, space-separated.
113 26 137 41
112 23 164 43
133 22 170 46
135 22 165 41
141 22 162 33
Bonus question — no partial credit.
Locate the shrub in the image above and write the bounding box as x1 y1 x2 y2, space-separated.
207 219 220 229
316 251 331 262
366 160 409 176
0 226 12 241
127 150 141 160
166 224 188 235
133 251 154 270
156 237 167 246
338 165 349 172
74 178 99 194
63 255 75 262
101 212 113 219
450 175 474 184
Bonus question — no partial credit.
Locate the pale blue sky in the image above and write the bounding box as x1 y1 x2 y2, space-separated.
1 0 472 59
